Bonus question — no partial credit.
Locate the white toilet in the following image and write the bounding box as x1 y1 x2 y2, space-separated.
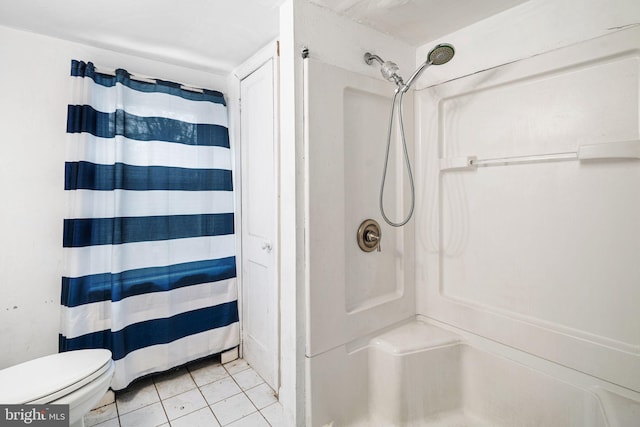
0 349 114 427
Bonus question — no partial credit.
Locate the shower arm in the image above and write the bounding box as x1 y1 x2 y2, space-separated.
364 52 385 66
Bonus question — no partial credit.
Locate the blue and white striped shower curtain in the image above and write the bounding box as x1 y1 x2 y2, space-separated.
60 60 239 390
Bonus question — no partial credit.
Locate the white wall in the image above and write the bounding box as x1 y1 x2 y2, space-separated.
415 0 640 393
277 3 302 425
415 0 640 88
0 25 228 368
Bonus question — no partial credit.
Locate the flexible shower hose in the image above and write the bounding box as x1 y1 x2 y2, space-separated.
379 88 415 227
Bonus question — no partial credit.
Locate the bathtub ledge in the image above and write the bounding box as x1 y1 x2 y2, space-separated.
369 320 461 355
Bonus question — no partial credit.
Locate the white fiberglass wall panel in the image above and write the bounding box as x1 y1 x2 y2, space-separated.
293 2 416 423
417 27 640 392
440 55 638 160
305 58 415 356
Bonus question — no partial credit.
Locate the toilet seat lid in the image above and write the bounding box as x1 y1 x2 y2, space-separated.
0 349 113 404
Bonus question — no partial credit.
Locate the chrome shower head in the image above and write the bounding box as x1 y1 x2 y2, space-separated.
400 43 455 92
427 43 455 65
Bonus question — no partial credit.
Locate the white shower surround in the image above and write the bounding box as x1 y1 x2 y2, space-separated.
294 0 640 425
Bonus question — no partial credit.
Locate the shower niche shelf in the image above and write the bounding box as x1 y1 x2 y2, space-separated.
439 139 640 171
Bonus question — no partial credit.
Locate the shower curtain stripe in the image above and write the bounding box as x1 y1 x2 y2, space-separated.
65 190 234 218
63 235 236 278
71 79 229 111
61 301 239 360
60 60 239 390
62 257 237 306
62 278 238 337
65 141 232 169
63 213 234 247
66 105 230 146
111 325 238 385
64 162 232 191
71 87 228 126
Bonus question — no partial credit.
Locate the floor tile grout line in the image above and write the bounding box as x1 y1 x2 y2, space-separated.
188 367 224 427
114 399 121 427
257 408 273 427
235 367 279 420
227 392 260 425
222 360 251 376
244 381 279 410
260 402 280 427
114 376 162 418
189 358 253 425
153 379 171 426
116 378 165 426
164 403 217 427
228 409 271 427
218 362 265 426
207 389 246 407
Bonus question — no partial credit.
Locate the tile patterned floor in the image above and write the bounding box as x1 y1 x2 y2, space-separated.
84 357 286 427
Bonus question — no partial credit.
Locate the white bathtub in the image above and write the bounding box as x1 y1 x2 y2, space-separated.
313 320 640 427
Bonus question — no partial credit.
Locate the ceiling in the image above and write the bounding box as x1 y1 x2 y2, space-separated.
0 0 529 74
308 0 530 45
0 0 284 74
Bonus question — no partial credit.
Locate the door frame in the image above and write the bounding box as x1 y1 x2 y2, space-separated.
233 39 281 391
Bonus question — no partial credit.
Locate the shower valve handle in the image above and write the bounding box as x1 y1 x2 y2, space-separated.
357 219 382 252
365 230 379 243
365 231 381 252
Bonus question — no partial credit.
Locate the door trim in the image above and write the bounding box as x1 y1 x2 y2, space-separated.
234 39 280 391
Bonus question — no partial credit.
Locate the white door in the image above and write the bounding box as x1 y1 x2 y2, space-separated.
240 55 279 391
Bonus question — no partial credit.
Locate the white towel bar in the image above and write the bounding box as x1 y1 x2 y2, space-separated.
439 139 640 171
